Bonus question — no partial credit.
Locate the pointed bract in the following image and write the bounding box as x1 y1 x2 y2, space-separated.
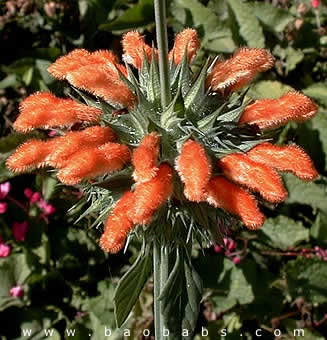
206 48 275 95
247 143 318 181
239 92 318 129
175 140 211 202
14 92 103 132
132 133 160 183
219 153 288 203
99 191 135 253
169 28 200 64
207 176 265 229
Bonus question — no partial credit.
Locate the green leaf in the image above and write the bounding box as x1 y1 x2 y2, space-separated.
310 212 327 246
99 0 154 31
303 83 327 107
227 0 265 48
283 173 327 213
251 2 293 33
285 257 327 303
310 112 327 166
259 216 309 251
247 80 293 99
114 246 152 327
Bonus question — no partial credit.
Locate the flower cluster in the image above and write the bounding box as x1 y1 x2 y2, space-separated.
7 29 318 253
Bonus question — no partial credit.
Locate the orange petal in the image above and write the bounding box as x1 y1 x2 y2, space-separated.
99 191 135 254
239 92 318 129
6 139 50 172
247 142 318 181
175 140 211 202
66 64 136 108
219 153 288 203
168 28 200 64
132 133 160 183
14 92 103 132
48 126 116 168
57 143 131 185
131 163 173 224
207 176 265 229
206 48 275 95
122 31 157 69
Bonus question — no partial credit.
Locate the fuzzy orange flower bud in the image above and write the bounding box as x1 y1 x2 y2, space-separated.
48 126 116 168
14 92 103 132
6 139 50 172
132 133 160 183
219 153 288 203
131 163 173 224
168 28 200 64
99 191 135 254
66 64 136 108
122 31 157 69
175 139 211 202
207 176 265 229
57 143 131 185
247 143 318 181
206 48 275 95
239 92 318 129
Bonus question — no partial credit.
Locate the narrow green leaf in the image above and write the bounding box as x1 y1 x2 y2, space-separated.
303 83 327 107
227 0 265 48
114 246 152 327
99 0 154 31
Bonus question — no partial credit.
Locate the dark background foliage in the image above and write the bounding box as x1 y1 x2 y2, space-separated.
0 0 327 339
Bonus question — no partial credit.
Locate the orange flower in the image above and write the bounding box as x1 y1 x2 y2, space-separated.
247 143 318 181
206 48 275 95
48 126 116 168
131 163 173 224
175 140 211 202
99 191 135 253
207 176 265 229
57 143 131 185
122 31 156 69
219 153 288 203
168 28 200 64
13 92 103 132
132 133 160 183
6 139 50 172
239 92 318 129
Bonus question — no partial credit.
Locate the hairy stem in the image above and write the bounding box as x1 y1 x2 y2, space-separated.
154 0 171 108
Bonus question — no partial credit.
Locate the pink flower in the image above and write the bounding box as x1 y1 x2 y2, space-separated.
311 0 321 8
12 221 29 242
24 188 33 199
9 285 24 298
232 256 242 265
39 199 56 216
0 182 11 199
0 243 11 257
0 202 8 214
30 192 42 203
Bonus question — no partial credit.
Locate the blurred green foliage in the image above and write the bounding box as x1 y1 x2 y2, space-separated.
1 0 327 339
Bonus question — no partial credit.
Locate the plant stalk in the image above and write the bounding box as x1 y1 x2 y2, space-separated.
154 0 171 109
153 239 162 339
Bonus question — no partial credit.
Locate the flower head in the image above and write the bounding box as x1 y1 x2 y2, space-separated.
0 242 11 257
0 181 11 199
7 28 319 253
10 285 24 298
0 202 8 214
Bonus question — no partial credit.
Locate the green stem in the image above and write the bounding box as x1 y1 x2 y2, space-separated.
153 239 162 339
154 0 171 109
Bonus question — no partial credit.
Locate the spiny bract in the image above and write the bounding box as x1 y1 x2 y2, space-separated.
7 29 318 253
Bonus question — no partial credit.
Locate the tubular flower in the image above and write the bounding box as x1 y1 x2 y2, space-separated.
247 143 318 181
131 163 173 225
14 92 103 132
219 153 288 203
207 176 265 229
132 133 160 183
122 31 156 69
175 139 211 202
168 28 200 64
206 48 275 95
239 92 318 129
99 191 135 254
57 143 131 185
7 28 319 253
